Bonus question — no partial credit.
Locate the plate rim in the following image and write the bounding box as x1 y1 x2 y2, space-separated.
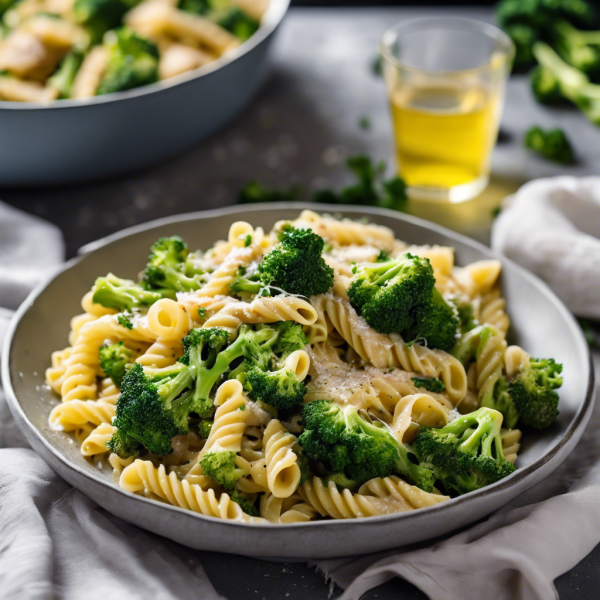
2 202 595 531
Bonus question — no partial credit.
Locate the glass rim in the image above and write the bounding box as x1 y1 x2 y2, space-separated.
379 16 515 77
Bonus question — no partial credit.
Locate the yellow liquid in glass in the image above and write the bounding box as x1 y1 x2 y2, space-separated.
390 84 500 190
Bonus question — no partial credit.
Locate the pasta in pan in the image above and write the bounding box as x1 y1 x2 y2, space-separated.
0 0 270 103
46 212 563 523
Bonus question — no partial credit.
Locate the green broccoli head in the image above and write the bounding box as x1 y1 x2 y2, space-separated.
230 490 260 516
109 362 193 457
509 357 563 429
244 365 307 410
99 341 134 387
96 28 159 96
231 227 334 297
348 253 435 334
299 400 435 491
73 0 140 43
450 297 479 334
107 428 141 459
92 273 163 311
348 253 458 350
414 407 516 495
496 0 599 70
524 126 574 164
197 420 213 439
199 450 245 491
269 321 307 357
403 287 459 352
142 235 205 293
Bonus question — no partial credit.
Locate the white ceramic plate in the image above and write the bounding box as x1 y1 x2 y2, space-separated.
2 204 594 558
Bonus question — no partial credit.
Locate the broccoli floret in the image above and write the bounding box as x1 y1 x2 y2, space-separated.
230 490 260 516
96 28 159 96
348 253 458 351
244 365 306 409
197 420 213 438
230 227 334 297
178 0 259 41
117 313 133 330
414 407 516 495
142 235 205 293
509 357 563 429
450 297 479 334
348 253 434 333
299 400 435 491
496 0 599 71
73 0 140 43
411 377 445 394
48 51 84 99
109 362 194 457
269 321 307 357
524 126 574 164
180 325 280 417
92 273 163 310
99 341 134 387
108 428 141 458
323 472 359 491
530 65 565 104
313 155 408 212
199 450 245 491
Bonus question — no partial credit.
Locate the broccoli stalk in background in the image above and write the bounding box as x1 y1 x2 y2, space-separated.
97 28 159 96
47 51 84 99
99 341 134 387
109 362 194 457
92 273 164 310
347 253 458 351
299 400 436 491
524 125 574 164
230 227 334 297
142 235 205 294
73 0 141 43
238 181 300 204
553 20 600 80
414 407 516 495
178 0 259 41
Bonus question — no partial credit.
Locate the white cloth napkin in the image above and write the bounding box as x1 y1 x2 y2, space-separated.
491 176 600 319
0 201 224 600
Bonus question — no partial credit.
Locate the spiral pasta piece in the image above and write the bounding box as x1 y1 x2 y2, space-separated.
358 476 450 511
49 399 116 431
315 295 467 403
476 326 507 400
299 477 381 519
147 299 191 341
504 345 529 379
202 296 318 331
263 419 300 498
391 393 449 444
46 347 72 394
60 314 155 403
97 377 120 404
479 286 510 335
200 380 248 457
136 338 183 368
81 422 115 456
501 428 522 464
120 460 265 523
282 350 310 381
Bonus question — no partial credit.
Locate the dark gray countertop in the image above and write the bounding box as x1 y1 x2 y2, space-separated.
1 7 598 599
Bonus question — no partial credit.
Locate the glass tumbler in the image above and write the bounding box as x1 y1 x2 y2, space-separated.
380 17 514 203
